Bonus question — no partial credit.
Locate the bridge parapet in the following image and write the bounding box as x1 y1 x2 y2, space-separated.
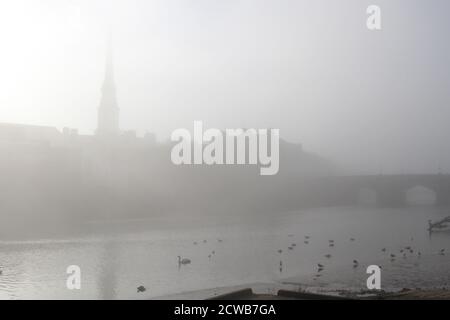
322 174 450 207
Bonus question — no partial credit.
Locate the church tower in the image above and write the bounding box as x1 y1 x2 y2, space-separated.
97 36 119 137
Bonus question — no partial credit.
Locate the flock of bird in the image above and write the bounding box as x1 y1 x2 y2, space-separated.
134 234 447 293
276 235 356 275
275 235 448 281
0 234 446 295
385 246 446 261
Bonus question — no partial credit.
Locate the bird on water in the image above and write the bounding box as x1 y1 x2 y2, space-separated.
137 286 146 293
178 256 191 265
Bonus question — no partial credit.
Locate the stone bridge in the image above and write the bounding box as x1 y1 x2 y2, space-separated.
316 174 450 207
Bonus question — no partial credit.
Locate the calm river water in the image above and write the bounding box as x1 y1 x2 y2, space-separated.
0 206 449 299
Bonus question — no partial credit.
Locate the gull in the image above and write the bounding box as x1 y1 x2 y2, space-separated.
178 256 191 265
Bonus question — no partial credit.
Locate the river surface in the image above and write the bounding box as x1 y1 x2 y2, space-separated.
0 206 449 299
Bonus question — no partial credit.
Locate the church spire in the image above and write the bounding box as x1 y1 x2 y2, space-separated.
97 33 119 137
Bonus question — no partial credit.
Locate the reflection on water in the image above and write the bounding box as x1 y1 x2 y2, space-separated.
0 206 450 299
98 241 118 300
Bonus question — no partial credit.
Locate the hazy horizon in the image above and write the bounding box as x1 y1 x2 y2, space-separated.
1 0 450 174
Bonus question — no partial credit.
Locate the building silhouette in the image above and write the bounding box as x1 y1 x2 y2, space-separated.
97 36 120 137
0 35 336 236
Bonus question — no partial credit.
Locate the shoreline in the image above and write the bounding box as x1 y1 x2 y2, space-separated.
155 282 450 300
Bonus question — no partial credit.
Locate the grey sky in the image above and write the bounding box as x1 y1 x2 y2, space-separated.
0 0 449 174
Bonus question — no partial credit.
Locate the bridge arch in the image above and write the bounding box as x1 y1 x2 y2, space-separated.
327 174 450 207
356 187 377 206
404 185 437 206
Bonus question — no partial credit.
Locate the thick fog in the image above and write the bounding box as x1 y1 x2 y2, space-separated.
1 0 449 174
2 1 450 301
